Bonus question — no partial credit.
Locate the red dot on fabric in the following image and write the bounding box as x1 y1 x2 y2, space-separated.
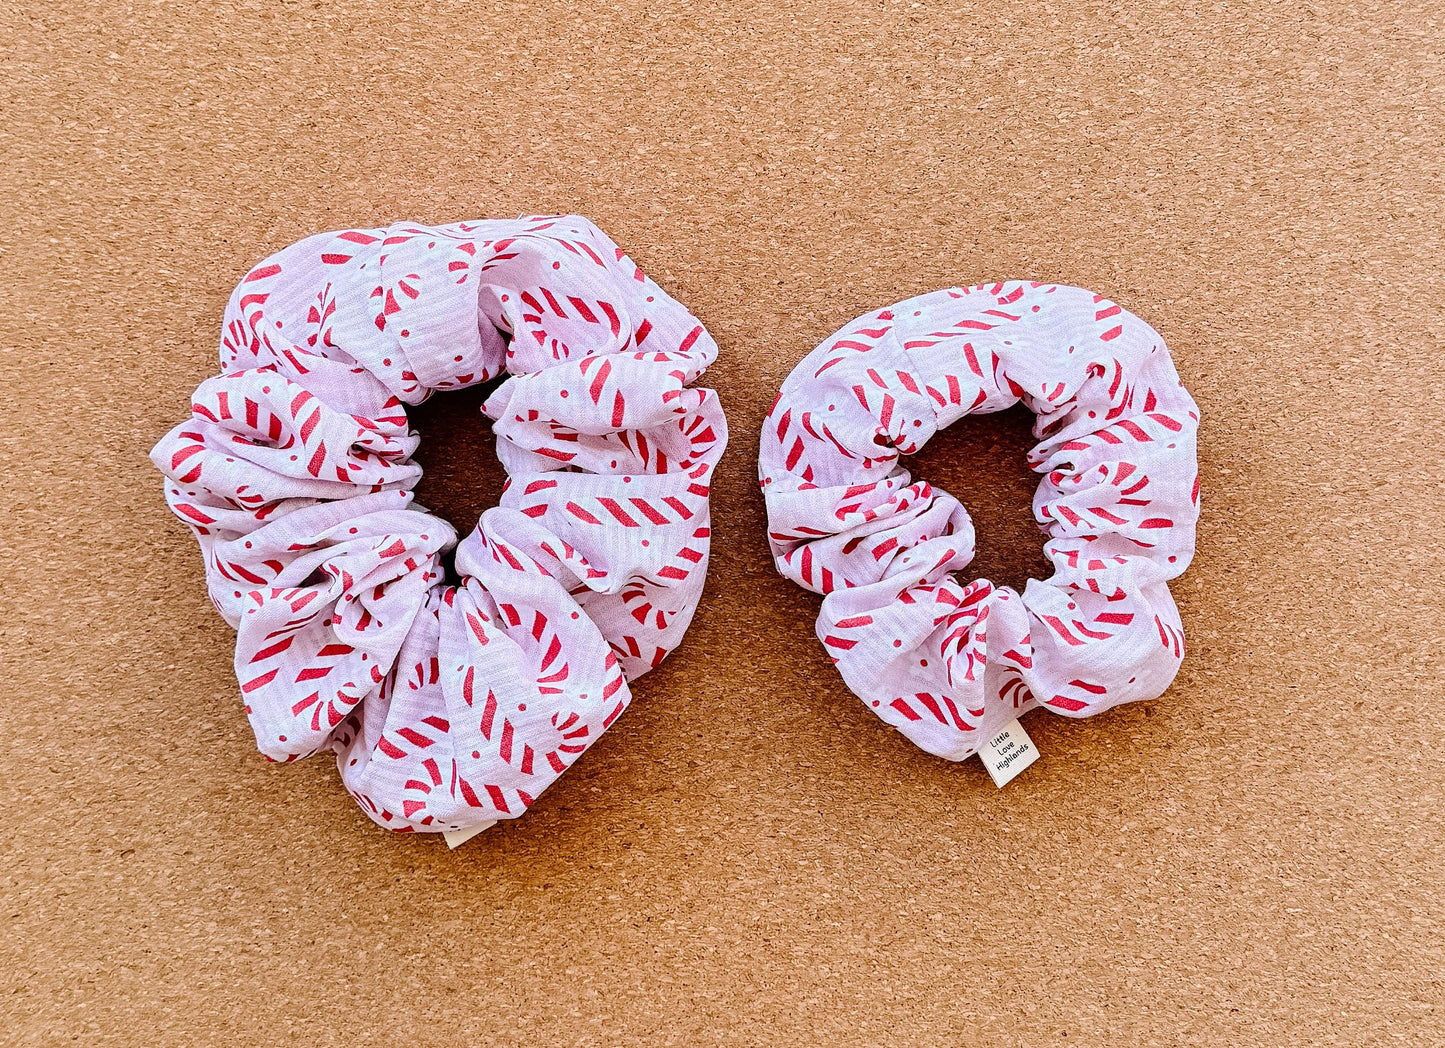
472 751 480 759
1169 556 1177 562
571 612 579 619
501 294 509 302
1033 305 1041 312
642 539 650 547
234 591 241 597
560 390 568 397
872 700 880 707
518 703 527 711
893 639 902 647
552 261 560 269
920 659 928 666
245 541 251 548
454 355 462 361
279 735 287 742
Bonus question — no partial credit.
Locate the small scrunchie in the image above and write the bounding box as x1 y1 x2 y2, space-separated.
152 215 727 833
759 282 1199 761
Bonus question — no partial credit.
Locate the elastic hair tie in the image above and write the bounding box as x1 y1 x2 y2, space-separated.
759 282 1198 761
152 215 727 835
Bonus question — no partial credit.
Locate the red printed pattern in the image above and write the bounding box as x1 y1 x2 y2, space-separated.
759 283 1198 760
153 215 727 833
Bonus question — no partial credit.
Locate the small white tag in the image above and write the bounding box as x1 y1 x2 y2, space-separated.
978 718 1039 788
443 820 496 850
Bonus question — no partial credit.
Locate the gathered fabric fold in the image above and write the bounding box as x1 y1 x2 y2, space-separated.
759 282 1198 761
153 215 726 833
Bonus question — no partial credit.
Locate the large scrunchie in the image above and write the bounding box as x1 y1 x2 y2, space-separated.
759 282 1198 761
152 215 727 833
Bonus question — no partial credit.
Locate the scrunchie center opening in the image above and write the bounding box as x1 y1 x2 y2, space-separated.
908 402 1052 593
408 376 510 544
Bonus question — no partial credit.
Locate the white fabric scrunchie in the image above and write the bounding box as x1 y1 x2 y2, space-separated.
152 215 727 833
760 282 1198 761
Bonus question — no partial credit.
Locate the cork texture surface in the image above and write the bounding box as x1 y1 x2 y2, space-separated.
3 0 1442 1043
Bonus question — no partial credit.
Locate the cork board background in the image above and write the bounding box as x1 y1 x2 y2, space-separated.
3 0 1443 1044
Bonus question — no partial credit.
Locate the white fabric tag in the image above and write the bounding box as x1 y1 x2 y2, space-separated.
443 821 496 850
978 718 1039 788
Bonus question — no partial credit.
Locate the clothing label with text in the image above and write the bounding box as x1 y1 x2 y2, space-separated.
978 718 1039 788
443 821 497 850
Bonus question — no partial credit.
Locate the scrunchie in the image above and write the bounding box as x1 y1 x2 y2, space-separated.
152 215 727 834
759 282 1198 761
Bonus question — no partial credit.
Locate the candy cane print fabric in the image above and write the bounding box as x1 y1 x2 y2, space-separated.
151 215 727 834
759 283 1199 762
